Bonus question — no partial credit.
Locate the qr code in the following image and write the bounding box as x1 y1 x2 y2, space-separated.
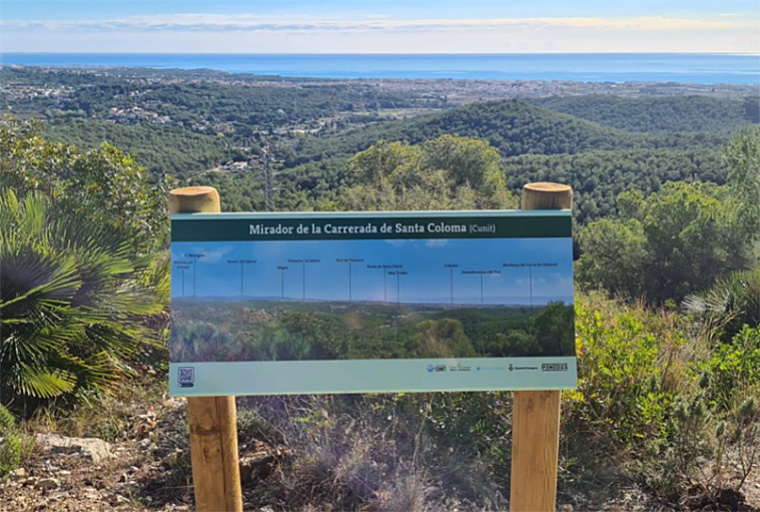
178 367 195 387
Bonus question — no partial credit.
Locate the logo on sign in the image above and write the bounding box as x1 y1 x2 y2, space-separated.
542 363 569 372
426 364 435 373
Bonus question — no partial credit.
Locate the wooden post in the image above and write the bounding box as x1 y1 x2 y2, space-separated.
168 186 243 512
510 182 573 512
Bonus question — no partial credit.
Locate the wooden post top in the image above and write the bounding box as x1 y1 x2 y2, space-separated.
168 186 221 215
522 182 573 211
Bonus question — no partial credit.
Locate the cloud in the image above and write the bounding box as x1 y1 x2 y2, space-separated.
0 14 745 33
425 239 449 248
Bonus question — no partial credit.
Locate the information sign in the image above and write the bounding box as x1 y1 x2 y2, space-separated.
169 210 576 396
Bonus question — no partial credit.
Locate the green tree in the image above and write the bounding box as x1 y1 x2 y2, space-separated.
532 302 575 356
576 219 648 298
723 125 760 236
342 136 516 211
420 135 506 202
1 116 166 254
408 319 476 358
578 182 754 303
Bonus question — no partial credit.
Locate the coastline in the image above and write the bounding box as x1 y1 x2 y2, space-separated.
2 52 759 84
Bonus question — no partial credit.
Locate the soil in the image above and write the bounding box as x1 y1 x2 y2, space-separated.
2 397 759 512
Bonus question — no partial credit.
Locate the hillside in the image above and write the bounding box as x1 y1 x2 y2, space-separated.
502 147 725 222
3 66 760 512
43 120 233 177
232 99 736 219
529 94 760 133
287 99 730 168
10 67 756 221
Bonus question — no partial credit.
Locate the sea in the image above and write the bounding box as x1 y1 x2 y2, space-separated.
1 53 759 84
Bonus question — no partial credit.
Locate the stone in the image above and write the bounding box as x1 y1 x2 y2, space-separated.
21 477 39 487
36 477 59 490
239 452 276 484
12 467 27 478
35 434 113 463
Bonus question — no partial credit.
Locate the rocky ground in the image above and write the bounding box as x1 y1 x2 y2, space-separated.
2 395 758 511
0 395 301 512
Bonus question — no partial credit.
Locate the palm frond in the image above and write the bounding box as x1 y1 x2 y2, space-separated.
15 363 76 399
1 187 165 407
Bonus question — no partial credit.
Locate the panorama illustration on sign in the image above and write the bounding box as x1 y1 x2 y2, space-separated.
169 210 576 396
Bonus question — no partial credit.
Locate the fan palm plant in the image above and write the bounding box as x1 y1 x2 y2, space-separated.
0 188 164 410
682 266 760 342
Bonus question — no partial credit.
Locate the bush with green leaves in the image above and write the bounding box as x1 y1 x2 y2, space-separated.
0 404 32 476
0 116 167 254
701 325 760 412
646 325 760 498
565 295 682 447
563 292 760 501
0 189 165 410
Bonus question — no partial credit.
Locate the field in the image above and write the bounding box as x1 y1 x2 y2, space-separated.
170 298 575 362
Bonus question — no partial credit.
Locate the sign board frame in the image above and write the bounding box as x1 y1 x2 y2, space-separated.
169 209 576 397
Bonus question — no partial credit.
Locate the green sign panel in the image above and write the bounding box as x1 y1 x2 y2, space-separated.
169 210 576 396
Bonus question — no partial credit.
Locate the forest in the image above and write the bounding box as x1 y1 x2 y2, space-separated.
1 66 759 511
178 94 752 218
170 299 575 363
527 94 759 133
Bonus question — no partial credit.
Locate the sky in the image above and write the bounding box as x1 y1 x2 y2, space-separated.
1 1 758 54
170 238 574 305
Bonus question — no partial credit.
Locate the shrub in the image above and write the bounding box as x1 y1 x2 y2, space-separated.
565 293 760 501
0 189 164 410
0 404 32 476
566 296 682 448
701 325 760 412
